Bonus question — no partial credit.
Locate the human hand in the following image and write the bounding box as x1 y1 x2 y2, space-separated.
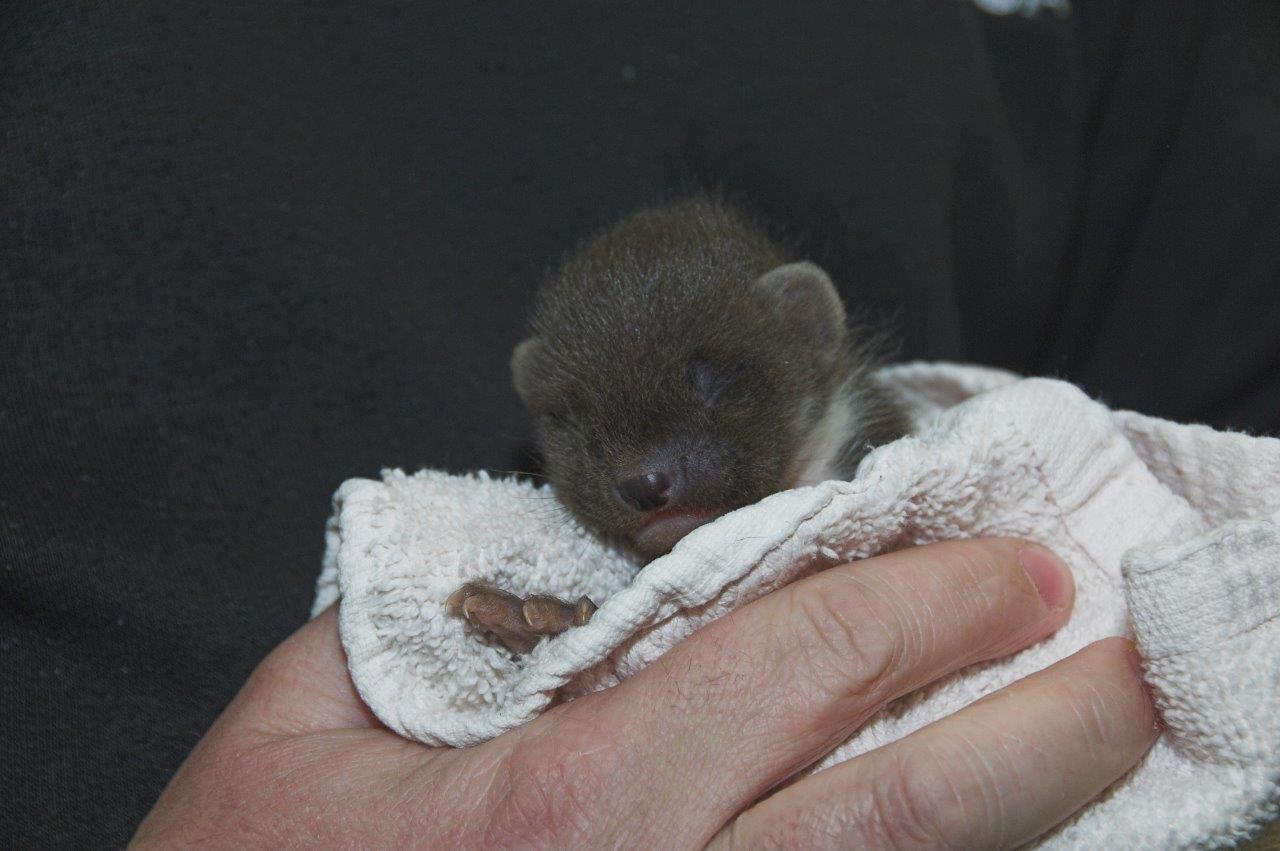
133 539 1158 848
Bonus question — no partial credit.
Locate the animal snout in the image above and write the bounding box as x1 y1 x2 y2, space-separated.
616 471 672 512
614 438 733 514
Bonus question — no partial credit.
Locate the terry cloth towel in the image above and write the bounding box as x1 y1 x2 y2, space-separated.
312 363 1280 849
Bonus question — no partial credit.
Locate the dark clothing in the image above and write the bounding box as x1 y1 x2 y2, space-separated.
3 1 1277 845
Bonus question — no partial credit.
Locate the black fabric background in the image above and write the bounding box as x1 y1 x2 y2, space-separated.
3 1 1277 846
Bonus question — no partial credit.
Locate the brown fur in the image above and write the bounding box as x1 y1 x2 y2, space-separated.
513 195 908 554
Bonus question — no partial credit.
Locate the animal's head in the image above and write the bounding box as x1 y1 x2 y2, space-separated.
513 253 854 557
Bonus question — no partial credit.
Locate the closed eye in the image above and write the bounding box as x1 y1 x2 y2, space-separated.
688 356 744 406
544 409 573 430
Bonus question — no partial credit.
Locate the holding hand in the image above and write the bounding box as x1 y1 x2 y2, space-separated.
134 539 1157 849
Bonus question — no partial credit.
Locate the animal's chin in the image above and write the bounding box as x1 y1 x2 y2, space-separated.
630 509 725 557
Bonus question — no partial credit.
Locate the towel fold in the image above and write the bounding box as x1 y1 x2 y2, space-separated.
313 362 1280 849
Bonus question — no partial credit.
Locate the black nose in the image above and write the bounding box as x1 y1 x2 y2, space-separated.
616 471 671 512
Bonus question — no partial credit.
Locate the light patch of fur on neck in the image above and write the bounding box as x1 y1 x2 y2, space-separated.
791 379 861 487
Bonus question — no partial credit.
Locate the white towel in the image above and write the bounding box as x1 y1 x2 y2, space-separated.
312 363 1280 849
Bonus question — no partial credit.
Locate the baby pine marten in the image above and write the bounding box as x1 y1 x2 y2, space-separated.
448 196 908 652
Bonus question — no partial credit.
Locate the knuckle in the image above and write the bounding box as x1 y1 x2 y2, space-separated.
780 576 907 708
742 805 848 850
483 722 620 845
663 628 758 711
915 738 1008 849
849 752 963 850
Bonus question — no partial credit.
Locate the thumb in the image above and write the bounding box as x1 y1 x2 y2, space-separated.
227 604 384 737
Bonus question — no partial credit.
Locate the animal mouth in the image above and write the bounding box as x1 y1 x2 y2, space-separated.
632 508 725 556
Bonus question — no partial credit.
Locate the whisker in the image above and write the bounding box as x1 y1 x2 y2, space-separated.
483 468 551 480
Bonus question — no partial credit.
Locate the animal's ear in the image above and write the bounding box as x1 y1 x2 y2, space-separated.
752 261 847 349
510 337 543 405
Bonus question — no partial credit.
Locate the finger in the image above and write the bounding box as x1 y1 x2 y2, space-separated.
716 637 1159 850
135 606 434 847
228 605 384 736
482 538 1074 846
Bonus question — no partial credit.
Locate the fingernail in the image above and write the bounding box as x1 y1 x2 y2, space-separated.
1018 544 1071 610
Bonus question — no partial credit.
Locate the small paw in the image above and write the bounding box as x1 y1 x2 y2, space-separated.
445 582 596 654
